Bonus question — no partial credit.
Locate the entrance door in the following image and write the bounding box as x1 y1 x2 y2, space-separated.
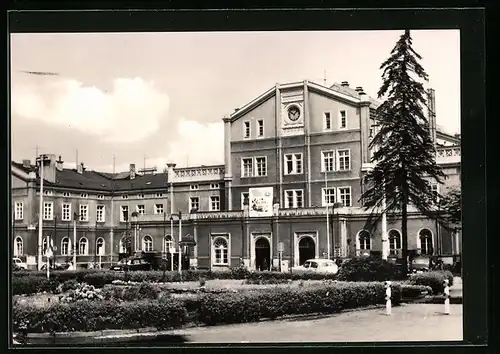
255 238 271 271
299 237 315 265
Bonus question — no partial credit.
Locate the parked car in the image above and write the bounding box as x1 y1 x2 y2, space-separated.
40 262 71 271
292 258 339 274
110 257 152 272
12 258 27 270
412 256 430 273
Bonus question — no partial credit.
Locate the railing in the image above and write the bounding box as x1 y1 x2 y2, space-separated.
173 166 225 183
193 211 244 220
436 146 460 164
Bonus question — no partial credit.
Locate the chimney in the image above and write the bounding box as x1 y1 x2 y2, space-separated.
355 86 363 92
130 163 136 180
234 108 240 112
22 159 31 169
56 156 64 171
341 81 349 87
77 162 84 174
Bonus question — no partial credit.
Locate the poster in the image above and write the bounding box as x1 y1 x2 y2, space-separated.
248 187 274 217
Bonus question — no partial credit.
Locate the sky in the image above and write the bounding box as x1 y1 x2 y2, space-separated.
10 30 460 173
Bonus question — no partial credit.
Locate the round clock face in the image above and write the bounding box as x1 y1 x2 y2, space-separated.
287 105 301 121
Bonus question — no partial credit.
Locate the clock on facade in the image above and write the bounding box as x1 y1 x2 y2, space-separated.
287 105 301 122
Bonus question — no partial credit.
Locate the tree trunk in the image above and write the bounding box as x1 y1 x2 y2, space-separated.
401 195 409 275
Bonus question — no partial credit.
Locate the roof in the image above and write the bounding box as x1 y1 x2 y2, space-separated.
329 82 381 109
12 161 36 173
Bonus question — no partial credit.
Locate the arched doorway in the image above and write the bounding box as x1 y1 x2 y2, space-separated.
255 238 271 271
299 236 315 265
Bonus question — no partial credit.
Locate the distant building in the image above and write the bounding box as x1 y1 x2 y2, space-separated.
11 80 461 270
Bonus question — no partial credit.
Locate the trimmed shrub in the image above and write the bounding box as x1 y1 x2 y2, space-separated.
101 283 161 301
336 256 406 282
409 271 453 295
12 276 58 295
401 284 432 299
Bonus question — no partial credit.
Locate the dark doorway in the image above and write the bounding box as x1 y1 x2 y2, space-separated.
299 237 315 265
255 238 271 271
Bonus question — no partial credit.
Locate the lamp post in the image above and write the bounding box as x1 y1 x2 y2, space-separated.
330 202 343 258
178 211 183 275
36 154 49 270
325 171 330 260
170 215 174 271
130 212 139 254
73 212 80 270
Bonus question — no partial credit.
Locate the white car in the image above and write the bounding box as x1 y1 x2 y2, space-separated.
292 259 339 274
12 257 27 270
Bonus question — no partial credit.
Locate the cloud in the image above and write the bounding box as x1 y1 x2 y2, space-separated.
11 77 170 143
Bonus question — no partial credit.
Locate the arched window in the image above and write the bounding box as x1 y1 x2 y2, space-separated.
213 237 229 265
96 237 105 256
388 230 402 255
61 237 71 256
164 235 173 252
358 230 371 250
79 237 88 255
14 236 23 257
119 236 127 254
419 229 433 255
142 235 153 252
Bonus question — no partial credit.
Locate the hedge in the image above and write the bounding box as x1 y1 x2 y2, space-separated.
409 271 454 295
336 256 406 282
400 284 432 299
13 282 402 333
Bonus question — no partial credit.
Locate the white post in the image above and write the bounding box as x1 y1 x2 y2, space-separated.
170 217 174 271
46 235 50 279
134 224 138 252
37 157 44 270
444 279 450 315
385 281 392 315
325 172 330 260
73 219 77 270
178 216 183 274
381 194 388 260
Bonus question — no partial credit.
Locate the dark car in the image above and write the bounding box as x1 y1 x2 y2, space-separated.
412 256 430 272
110 258 152 272
41 262 71 271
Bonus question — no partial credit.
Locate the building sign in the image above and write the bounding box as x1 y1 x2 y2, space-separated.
248 187 274 218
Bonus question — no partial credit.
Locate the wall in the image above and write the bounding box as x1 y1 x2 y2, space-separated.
230 96 276 142
308 91 360 133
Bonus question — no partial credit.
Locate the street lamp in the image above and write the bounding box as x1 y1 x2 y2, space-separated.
130 211 139 253
330 202 343 259
36 154 50 270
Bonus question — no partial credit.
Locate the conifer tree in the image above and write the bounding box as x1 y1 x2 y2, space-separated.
360 30 446 273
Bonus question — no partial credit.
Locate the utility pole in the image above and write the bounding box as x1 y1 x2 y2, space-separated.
110 154 115 265
178 211 182 275
73 212 78 270
37 155 45 270
325 172 330 260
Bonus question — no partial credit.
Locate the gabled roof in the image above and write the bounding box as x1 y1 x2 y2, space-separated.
329 82 381 109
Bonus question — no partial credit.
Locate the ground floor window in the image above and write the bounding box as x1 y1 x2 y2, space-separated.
14 236 23 257
164 235 174 252
419 229 433 255
61 237 71 256
389 229 402 255
79 237 88 255
358 230 371 250
212 236 229 266
96 238 105 256
143 235 153 252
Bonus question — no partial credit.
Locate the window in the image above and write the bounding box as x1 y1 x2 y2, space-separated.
44 190 53 196
155 204 164 214
389 230 402 255
63 192 71 197
243 121 250 138
97 194 104 200
79 237 88 255
324 112 332 130
15 202 23 220
241 192 249 209
358 230 371 250
337 149 351 171
61 237 71 256
338 187 352 207
190 197 200 212
137 205 145 215
80 193 88 198
210 196 220 211
119 237 127 254
210 183 219 189
285 190 304 208
138 193 145 199
339 110 347 129
14 236 23 257
419 229 433 255
322 188 336 206
241 158 253 177
96 238 105 256
122 194 129 199
322 151 335 172
284 153 303 175
164 235 174 253
142 235 153 252
96 205 105 222
255 157 267 176
62 203 71 221
156 193 163 198
190 184 199 190
257 120 264 137
120 205 129 222
43 202 53 220
79 205 89 221
212 237 229 266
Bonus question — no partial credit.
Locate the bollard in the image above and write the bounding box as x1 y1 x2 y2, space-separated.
443 279 450 315
385 281 392 315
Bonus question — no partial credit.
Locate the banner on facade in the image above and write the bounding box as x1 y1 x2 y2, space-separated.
248 187 274 217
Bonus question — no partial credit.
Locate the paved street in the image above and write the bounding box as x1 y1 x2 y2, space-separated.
169 304 462 343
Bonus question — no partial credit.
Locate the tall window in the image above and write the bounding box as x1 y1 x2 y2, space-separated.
241 192 249 209
322 188 336 206
389 230 402 255
210 196 220 211
79 205 89 221
241 158 253 177
14 202 23 220
96 238 105 256
164 235 173 253
338 187 352 207
255 157 267 176
190 197 200 212
284 153 303 175
324 112 332 130
339 110 347 129
79 237 88 255
119 237 127 253
155 204 164 214
358 230 371 250
43 202 53 220
213 237 229 266
96 205 105 222
143 235 153 252
419 229 433 255
322 151 335 172
244 121 250 138
285 190 304 208
61 237 71 256
14 236 23 256
257 120 264 137
337 149 351 171
62 203 71 221
120 205 129 222
137 205 145 215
